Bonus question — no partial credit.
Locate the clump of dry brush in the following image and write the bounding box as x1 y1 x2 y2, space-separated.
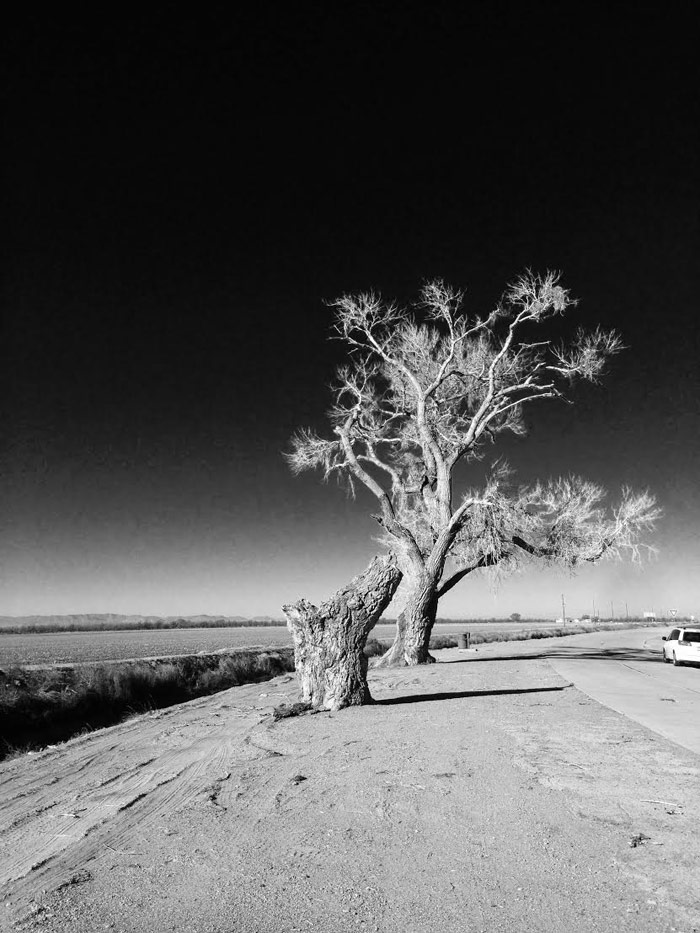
0 649 295 759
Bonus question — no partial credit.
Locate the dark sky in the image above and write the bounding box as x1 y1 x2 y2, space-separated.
3 9 699 617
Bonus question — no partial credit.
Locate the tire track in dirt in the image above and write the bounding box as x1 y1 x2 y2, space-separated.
0 681 300 924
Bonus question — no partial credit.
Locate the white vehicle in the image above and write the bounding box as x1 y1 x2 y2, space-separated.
662 627 700 666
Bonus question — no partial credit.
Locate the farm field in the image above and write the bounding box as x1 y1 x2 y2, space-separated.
0 621 590 666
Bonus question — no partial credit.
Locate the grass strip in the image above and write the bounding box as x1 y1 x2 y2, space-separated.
425 620 659 651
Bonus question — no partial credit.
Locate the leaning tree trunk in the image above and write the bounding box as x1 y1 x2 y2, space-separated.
282 554 402 711
373 574 439 667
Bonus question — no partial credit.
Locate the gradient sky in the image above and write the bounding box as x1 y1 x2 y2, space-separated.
3 10 699 619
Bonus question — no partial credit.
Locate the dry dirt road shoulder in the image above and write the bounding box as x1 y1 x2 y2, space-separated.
1 644 698 933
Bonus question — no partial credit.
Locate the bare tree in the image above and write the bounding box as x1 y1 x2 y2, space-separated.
288 272 658 667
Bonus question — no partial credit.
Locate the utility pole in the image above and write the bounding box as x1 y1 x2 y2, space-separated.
561 593 566 626
625 602 628 620
610 601 614 620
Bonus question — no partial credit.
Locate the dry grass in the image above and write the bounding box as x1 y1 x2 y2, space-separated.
364 638 388 658
0 649 295 759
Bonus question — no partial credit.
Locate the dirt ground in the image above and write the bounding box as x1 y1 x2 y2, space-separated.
1 644 698 933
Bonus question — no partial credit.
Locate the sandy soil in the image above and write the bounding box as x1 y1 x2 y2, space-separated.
1 645 698 933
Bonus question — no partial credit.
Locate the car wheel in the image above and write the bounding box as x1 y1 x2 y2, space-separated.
673 652 682 667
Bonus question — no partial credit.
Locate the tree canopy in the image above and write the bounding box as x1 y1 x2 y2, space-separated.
289 273 657 588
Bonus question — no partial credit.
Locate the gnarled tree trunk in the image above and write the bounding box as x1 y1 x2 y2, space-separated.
282 554 402 710
374 573 439 667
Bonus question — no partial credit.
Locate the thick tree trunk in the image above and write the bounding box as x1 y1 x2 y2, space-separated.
282 554 402 711
374 574 439 667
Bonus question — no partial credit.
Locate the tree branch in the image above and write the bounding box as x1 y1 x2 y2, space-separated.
436 552 501 598
335 418 424 565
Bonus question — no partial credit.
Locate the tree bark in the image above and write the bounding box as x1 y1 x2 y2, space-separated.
373 573 439 667
282 554 402 710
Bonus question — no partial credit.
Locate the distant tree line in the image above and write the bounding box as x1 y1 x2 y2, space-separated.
1 614 676 637
0 618 288 635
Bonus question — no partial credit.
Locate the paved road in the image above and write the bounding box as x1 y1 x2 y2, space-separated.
547 628 700 756
464 627 700 756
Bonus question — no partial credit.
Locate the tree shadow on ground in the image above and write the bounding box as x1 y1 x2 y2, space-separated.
375 684 571 706
440 647 662 665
